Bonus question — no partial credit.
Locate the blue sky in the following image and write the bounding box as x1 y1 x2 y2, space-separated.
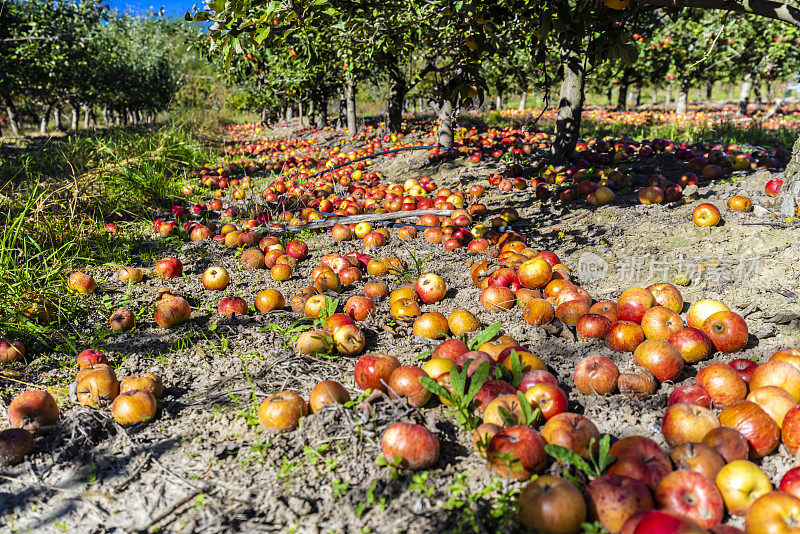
109 0 198 17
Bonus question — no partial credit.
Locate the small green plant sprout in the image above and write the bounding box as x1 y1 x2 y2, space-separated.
467 322 502 350
545 434 615 486
376 454 404 480
419 359 491 431
410 471 435 497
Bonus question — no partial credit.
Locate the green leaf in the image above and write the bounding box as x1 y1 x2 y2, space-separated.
468 323 501 350
465 360 491 403
545 444 593 475
419 376 450 400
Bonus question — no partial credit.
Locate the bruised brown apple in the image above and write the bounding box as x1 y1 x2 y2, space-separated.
0 428 34 465
76 365 119 408
258 391 308 431
7 390 59 431
109 308 135 332
120 373 164 399
0 338 25 363
309 380 351 413
111 389 157 426
154 296 191 328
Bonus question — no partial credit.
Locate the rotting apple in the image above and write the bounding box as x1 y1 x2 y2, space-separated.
703 426 750 463
573 355 619 395
541 412 600 459
111 389 157 426
718 400 780 458
668 385 711 408
258 391 307 431
0 428 34 466
607 436 673 491
696 362 747 408
586 474 655 534
633 339 684 382
7 390 59 431
309 380 350 413
518 475 587 534
670 442 726 481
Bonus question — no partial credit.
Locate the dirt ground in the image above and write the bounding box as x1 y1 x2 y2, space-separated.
2 122 800 533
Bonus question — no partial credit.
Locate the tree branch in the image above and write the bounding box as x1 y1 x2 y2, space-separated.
638 0 800 28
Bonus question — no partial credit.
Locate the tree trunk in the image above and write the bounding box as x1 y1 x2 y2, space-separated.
617 83 629 109
634 86 641 107
665 85 672 107
495 94 503 110
260 107 268 124
386 55 406 132
70 103 78 130
728 83 735 102
102 106 109 125
753 81 762 106
779 134 800 216
312 88 326 130
676 85 688 114
83 106 91 129
518 92 527 111
54 106 63 131
431 98 453 148
5 100 20 136
344 77 356 133
286 105 293 120
767 82 775 103
652 86 658 105
738 74 753 115
552 47 585 158
40 106 51 134
706 80 714 101
298 101 304 126
607 88 614 106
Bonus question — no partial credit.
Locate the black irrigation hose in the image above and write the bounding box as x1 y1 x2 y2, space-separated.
282 144 458 183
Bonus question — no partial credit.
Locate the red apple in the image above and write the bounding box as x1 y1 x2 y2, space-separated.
354 353 400 392
487 426 546 480
7 390 59 431
574 355 619 395
655 469 724 528
154 257 183 279
668 385 711 408
718 400 780 458
415 273 447 304
381 422 439 470
586 474 655 534
617 288 656 324
608 436 673 491
668 327 714 363
518 475 587 534
605 321 645 352
729 358 757 382
701 311 748 353
696 362 747 408
633 339 684 382
387 366 431 408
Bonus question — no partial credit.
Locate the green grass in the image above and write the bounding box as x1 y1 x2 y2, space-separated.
0 123 218 346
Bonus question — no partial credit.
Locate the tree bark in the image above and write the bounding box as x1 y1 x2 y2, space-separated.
5 100 20 136
518 92 527 110
83 106 91 129
705 80 714 101
54 106 63 131
386 54 406 132
767 82 775 103
286 105 293 120
665 85 672 106
676 85 688 114
552 47 586 158
607 88 614 106
617 83 629 109
70 103 78 130
40 105 51 134
738 74 753 115
753 81 762 106
298 101 304 126
430 98 453 147
652 86 658 105
344 77 356 133
634 86 642 107
312 88 326 130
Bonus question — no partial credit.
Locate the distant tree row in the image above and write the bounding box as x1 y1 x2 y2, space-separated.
190 0 800 156
0 0 201 135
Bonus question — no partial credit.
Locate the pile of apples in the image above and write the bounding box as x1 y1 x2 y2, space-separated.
0 348 164 466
